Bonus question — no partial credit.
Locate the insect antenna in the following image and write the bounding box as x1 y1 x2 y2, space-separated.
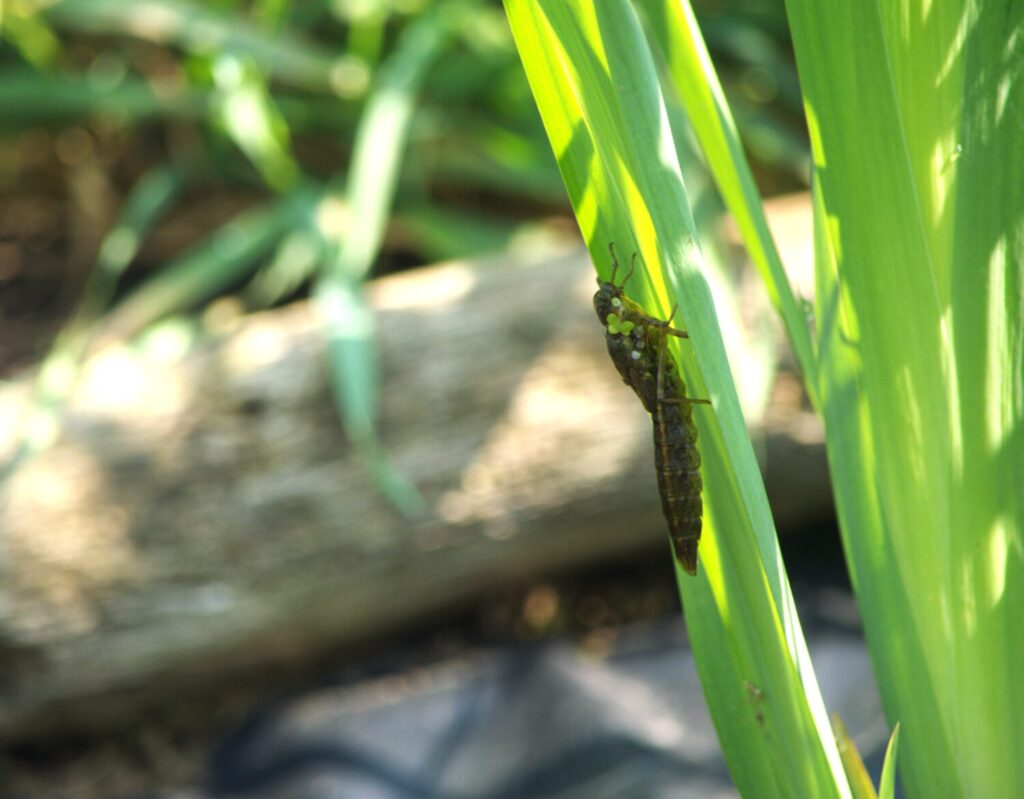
608 242 620 282
606 242 636 288
623 253 636 286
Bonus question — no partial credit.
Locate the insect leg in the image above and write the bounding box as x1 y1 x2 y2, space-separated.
656 333 668 402
662 396 712 406
661 304 690 339
659 338 708 405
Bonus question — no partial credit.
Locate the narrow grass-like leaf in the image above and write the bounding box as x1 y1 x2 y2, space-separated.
314 2 455 519
244 228 323 309
878 723 900 799
0 69 206 130
315 276 428 518
637 0 819 409
0 69 360 136
666 105 777 422
46 0 346 93
2 5 62 67
505 2 848 795
99 187 317 345
212 54 301 191
833 714 878 799
320 3 454 283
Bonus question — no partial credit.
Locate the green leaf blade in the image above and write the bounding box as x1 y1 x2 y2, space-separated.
637 0 820 410
506 2 850 795
788 1 1024 795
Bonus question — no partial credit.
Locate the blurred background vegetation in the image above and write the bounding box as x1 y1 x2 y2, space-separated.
1 0 807 396
0 0 817 793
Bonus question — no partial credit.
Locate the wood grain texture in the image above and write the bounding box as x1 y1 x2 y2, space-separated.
0 195 828 739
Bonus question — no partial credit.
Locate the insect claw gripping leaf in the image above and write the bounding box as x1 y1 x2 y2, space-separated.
594 249 707 576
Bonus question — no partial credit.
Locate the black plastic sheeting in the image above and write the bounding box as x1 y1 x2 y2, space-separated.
202 610 888 799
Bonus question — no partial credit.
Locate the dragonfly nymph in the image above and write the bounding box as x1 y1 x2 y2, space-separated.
593 244 709 575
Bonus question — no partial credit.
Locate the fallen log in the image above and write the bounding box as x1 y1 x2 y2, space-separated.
0 196 828 739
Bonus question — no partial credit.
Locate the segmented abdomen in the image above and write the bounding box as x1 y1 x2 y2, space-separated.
653 395 703 575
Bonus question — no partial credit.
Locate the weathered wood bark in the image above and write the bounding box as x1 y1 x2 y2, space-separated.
0 195 828 740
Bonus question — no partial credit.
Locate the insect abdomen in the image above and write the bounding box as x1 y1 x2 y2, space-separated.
653 398 703 575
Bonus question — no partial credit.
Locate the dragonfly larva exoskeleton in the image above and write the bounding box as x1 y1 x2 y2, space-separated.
593 244 710 575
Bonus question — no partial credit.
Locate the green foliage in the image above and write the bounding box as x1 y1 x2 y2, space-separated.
3 0 802 507
2 0 557 503
786 1 1024 795
313 2 459 517
504 2 848 796
637 0 818 408
506 0 1022 796
22 4 1006 794
878 725 900 799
